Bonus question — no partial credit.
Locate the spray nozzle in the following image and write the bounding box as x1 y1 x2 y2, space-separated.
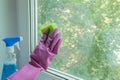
3 36 23 63
3 36 23 47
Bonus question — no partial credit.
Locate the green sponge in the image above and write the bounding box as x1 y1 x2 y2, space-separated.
40 24 56 35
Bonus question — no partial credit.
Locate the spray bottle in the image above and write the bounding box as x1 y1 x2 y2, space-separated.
1 36 23 80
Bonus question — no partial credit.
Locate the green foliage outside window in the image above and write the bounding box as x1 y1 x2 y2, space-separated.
37 0 120 80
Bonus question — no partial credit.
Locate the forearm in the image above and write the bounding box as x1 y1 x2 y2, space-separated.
6 63 43 80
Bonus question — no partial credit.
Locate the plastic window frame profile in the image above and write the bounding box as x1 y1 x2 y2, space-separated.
29 0 83 80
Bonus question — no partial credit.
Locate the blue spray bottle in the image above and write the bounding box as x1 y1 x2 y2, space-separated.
1 36 23 80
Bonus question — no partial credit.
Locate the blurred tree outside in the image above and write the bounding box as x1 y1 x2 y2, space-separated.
37 0 120 80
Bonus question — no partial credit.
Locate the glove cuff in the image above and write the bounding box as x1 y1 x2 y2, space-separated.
7 63 42 80
29 60 44 70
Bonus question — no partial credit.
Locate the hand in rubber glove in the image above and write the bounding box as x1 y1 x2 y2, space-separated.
30 28 62 70
7 28 62 80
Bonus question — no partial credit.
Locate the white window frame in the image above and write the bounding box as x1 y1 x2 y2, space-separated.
17 0 83 80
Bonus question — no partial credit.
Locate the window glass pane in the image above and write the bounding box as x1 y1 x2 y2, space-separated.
37 0 120 79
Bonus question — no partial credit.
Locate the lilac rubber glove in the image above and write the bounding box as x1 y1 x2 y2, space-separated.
29 28 62 70
7 28 62 80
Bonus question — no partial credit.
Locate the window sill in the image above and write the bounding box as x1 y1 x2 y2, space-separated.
46 67 83 80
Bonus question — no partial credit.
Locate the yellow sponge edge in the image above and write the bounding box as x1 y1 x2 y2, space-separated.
40 24 56 35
